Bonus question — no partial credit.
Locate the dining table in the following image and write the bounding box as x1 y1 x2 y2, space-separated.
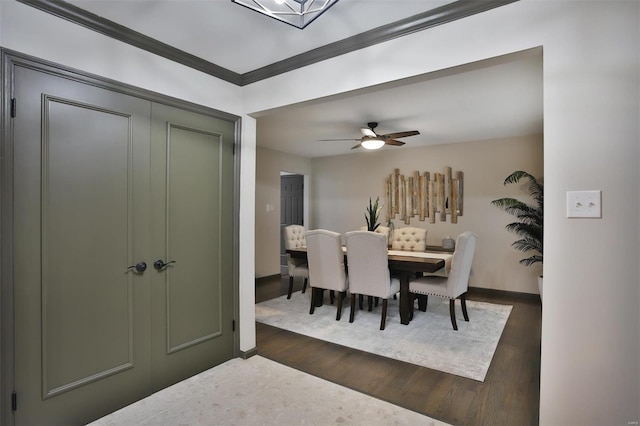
286 247 452 325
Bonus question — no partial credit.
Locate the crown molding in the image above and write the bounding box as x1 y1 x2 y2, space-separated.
17 0 243 85
17 0 519 87
242 0 519 85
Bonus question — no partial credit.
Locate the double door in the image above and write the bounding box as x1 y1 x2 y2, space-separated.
11 63 235 424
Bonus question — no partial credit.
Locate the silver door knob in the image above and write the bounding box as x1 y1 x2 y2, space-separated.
127 262 147 273
153 259 176 270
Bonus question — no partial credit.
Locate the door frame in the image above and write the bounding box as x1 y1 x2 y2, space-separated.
0 49 242 425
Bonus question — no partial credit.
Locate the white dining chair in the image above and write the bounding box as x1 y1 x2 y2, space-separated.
305 229 349 320
408 231 477 330
345 231 400 330
283 224 309 299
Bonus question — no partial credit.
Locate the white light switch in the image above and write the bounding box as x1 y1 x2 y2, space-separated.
566 190 602 218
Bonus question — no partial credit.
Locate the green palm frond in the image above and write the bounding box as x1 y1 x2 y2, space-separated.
492 171 543 266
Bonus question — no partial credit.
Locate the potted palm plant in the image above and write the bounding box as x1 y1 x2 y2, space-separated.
491 171 543 297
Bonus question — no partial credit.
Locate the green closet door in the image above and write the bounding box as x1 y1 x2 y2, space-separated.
13 66 153 425
149 103 235 390
11 63 236 425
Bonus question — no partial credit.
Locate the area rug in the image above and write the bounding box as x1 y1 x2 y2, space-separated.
256 291 512 382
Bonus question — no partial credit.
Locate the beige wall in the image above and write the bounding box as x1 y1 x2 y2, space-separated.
255 147 311 277
256 134 544 295
309 134 543 294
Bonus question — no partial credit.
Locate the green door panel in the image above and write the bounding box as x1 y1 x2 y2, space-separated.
149 103 235 390
13 66 152 425
12 64 236 425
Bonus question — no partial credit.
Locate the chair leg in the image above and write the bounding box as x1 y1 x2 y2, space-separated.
302 278 308 294
349 293 356 323
367 296 373 312
418 294 428 312
380 299 388 330
330 290 335 305
461 293 469 322
287 276 294 299
358 294 364 310
449 299 458 330
309 289 315 315
375 297 379 307
336 291 345 321
409 293 414 321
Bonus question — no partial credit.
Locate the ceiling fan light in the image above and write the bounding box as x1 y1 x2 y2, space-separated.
361 138 385 150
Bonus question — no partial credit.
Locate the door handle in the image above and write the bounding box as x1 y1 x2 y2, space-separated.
127 261 147 273
153 259 176 270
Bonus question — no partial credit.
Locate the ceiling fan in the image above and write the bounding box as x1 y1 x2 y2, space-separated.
320 122 420 150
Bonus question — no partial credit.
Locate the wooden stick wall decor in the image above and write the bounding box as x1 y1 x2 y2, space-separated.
385 168 464 224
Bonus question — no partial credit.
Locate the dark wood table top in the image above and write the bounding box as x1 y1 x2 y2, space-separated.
286 248 446 274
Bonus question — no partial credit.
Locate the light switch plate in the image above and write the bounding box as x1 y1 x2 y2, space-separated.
566 190 602 218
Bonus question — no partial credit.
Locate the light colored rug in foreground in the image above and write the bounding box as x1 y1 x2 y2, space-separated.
256 291 512 382
91 356 448 426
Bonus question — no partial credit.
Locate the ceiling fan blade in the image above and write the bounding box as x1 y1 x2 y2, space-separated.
383 130 420 139
385 139 405 146
360 128 376 137
317 138 361 141
351 143 362 150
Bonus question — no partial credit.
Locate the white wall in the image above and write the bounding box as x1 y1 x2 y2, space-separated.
255 147 311 277
309 135 543 294
244 1 640 424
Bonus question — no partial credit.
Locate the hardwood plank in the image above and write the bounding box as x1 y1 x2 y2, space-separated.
255 276 541 426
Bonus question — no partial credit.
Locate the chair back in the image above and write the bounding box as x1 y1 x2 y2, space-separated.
447 231 477 297
283 224 307 272
283 225 306 250
359 225 390 245
345 231 391 298
391 226 427 251
305 229 348 292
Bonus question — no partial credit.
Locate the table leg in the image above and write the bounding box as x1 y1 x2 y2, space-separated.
399 273 411 325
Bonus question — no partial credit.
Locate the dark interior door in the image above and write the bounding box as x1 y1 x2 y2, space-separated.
280 174 304 273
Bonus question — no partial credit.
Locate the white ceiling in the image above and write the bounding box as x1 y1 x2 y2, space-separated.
63 0 542 158
66 0 457 74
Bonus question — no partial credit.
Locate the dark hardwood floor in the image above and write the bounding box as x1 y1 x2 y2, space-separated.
255 275 541 426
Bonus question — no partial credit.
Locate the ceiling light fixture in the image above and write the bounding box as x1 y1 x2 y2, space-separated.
231 0 341 29
361 137 386 150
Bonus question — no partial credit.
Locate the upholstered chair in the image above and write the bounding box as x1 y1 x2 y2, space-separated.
282 224 309 299
359 225 391 246
391 227 427 251
305 229 349 320
408 231 477 330
345 231 400 330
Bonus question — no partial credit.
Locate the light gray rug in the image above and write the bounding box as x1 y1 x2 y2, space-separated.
256 291 512 382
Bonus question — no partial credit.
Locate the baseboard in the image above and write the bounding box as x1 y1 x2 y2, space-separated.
239 347 258 359
255 274 283 284
468 286 540 301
